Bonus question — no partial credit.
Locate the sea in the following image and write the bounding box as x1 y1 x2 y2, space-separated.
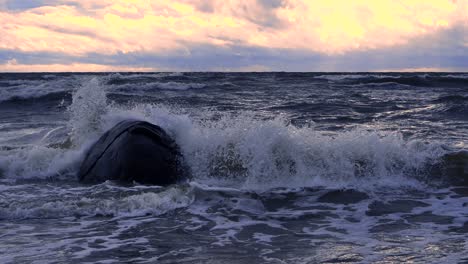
0 72 467 263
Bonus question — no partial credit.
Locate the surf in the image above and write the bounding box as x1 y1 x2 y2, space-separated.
0 77 464 191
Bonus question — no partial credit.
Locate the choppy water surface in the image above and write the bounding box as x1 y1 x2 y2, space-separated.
0 72 467 263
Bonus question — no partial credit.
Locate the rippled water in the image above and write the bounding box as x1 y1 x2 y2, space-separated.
0 72 467 263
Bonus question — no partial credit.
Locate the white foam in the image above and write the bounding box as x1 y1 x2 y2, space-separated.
68 77 109 146
0 184 194 220
0 78 109 180
0 145 82 180
166 111 443 190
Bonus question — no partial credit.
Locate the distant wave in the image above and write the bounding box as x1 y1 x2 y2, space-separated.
108 81 206 95
152 81 206 90
0 91 71 103
108 72 183 80
0 74 204 103
104 73 206 91
105 72 184 85
315 73 468 87
0 79 75 103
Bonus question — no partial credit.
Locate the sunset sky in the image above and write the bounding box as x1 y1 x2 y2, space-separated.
1 0 467 72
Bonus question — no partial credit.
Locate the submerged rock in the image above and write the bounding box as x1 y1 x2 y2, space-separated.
78 120 183 186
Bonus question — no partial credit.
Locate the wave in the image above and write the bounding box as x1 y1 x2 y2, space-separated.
0 184 194 219
316 73 468 88
103 73 206 91
104 82 207 99
0 74 203 104
106 82 206 97
108 72 183 80
1 78 467 191
0 91 71 103
430 95 468 119
314 74 376 81
433 95 468 103
151 81 206 90
105 72 185 85
0 76 80 103
3 78 466 191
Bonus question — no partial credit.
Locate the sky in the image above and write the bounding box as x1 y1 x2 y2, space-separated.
0 0 467 72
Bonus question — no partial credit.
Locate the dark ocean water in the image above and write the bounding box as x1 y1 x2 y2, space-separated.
0 72 467 263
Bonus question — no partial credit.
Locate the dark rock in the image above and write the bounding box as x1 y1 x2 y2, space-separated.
78 120 184 186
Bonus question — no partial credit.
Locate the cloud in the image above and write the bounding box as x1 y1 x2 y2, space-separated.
1 1 467 54
2 23 468 72
0 0 467 71
1 0 49 10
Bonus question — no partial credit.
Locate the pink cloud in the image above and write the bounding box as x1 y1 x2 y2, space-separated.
0 0 467 56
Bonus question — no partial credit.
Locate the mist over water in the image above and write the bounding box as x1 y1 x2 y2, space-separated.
0 72 467 263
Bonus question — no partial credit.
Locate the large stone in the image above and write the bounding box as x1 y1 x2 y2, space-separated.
78 120 183 185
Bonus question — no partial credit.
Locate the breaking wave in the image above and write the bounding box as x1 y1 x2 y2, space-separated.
1 78 465 190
